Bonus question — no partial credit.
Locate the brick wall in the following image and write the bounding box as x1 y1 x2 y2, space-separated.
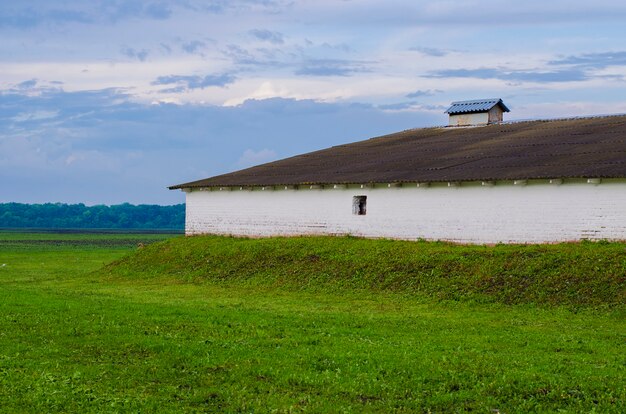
183 179 626 244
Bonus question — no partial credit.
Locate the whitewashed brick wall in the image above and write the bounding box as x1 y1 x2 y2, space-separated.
183 180 626 244
449 112 489 126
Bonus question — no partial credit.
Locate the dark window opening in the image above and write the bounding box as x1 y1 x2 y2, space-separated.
353 195 367 215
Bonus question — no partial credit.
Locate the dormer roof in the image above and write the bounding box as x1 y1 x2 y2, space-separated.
445 98 510 115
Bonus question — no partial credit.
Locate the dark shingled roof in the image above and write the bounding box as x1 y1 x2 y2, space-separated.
445 98 510 114
169 115 626 189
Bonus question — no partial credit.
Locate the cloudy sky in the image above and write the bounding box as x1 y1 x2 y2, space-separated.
2 0 626 205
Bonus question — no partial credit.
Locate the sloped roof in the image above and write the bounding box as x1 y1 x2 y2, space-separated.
169 115 626 189
445 98 510 114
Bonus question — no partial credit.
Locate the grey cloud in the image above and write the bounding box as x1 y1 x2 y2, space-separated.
320 42 352 53
295 59 372 77
121 47 149 61
17 79 38 89
99 0 174 22
152 74 236 89
181 40 206 54
5 79 63 96
428 68 589 83
223 44 258 65
508 70 588 83
249 29 284 45
222 44 285 68
156 86 187 94
0 7 92 28
378 101 447 112
409 47 448 57
99 0 142 21
378 102 416 110
0 88 131 129
405 89 441 98
597 74 626 82
0 0 176 29
549 51 626 69
144 2 172 19
427 68 500 79
0 1 174 28
189 0 292 14
12 110 59 123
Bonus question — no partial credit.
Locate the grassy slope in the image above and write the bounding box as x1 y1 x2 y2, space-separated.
0 233 624 413
107 235 626 308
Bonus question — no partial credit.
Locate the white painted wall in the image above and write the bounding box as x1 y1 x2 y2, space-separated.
449 112 489 126
184 180 626 244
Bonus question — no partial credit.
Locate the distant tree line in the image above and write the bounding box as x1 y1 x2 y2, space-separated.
0 203 185 230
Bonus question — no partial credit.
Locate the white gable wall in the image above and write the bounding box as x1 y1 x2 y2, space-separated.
488 106 504 123
184 180 626 244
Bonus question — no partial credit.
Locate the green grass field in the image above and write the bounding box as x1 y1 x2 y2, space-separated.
0 232 624 413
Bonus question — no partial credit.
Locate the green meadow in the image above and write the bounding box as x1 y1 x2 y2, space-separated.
0 232 624 413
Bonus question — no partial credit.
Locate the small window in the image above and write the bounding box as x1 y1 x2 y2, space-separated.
352 195 367 215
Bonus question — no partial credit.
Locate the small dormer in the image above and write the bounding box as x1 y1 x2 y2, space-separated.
445 98 510 126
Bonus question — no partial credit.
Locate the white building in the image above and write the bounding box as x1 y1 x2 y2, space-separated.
170 101 626 244
445 98 510 126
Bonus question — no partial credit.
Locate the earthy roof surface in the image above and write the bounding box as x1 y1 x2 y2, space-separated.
170 115 626 189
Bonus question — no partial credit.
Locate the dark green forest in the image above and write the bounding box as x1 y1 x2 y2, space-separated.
0 203 184 230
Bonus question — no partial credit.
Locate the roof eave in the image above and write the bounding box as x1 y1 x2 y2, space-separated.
497 101 511 113
170 175 625 190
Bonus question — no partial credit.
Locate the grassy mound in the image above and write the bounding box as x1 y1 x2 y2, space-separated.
104 235 626 308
